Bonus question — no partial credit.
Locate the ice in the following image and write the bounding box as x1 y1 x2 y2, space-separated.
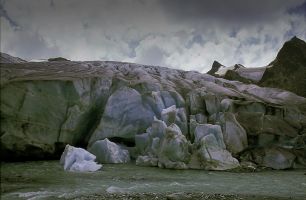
60 144 102 172
106 186 127 193
215 65 235 76
70 160 102 172
236 67 266 82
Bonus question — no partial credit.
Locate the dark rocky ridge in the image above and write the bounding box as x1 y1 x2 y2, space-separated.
207 37 306 97
207 61 223 76
223 69 254 84
1 53 306 170
259 36 306 97
0 52 27 64
48 57 70 62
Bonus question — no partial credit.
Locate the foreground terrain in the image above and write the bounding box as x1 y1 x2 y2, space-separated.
1 161 306 200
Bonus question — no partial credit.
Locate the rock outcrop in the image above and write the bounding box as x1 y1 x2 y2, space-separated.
0 52 27 63
88 138 130 164
48 57 70 62
259 36 306 97
207 61 267 84
207 61 224 76
206 37 306 97
1 52 306 170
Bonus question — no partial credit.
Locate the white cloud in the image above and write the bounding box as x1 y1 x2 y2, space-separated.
1 0 305 72
0 18 60 59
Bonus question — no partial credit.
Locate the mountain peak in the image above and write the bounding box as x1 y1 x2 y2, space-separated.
259 37 306 97
207 60 224 75
212 60 223 67
0 52 26 63
289 35 303 42
275 36 306 63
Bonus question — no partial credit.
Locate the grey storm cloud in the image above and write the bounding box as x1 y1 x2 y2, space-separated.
0 1 19 29
0 0 306 72
160 0 305 23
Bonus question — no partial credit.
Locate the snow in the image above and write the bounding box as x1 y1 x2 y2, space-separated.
266 64 273 68
161 105 176 115
215 65 234 76
29 59 48 62
215 64 267 83
236 67 266 82
70 160 102 172
60 144 102 172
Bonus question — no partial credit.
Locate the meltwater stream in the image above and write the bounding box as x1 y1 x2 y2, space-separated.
1 161 306 199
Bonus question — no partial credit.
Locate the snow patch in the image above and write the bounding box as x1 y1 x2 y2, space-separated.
215 65 234 76
29 59 48 62
236 67 266 82
15 191 56 200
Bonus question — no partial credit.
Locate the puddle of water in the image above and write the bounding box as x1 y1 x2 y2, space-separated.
1 161 306 199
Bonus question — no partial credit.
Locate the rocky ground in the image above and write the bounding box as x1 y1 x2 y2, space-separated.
75 193 301 200
2 160 306 200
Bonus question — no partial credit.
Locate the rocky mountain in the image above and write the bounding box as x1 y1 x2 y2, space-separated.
206 61 224 75
48 57 70 62
1 55 306 170
259 36 306 97
207 37 306 97
0 52 27 63
207 61 266 84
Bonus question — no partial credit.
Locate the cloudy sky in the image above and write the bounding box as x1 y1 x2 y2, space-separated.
1 0 306 72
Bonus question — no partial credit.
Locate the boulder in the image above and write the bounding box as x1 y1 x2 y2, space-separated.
221 113 248 154
176 107 188 135
220 98 235 112
198 134 240 170
186 90 205 115
161 105 177 126
195 113 207 124
240 161 257 171
236 112 264 135
149 90 185 118
194 124 225 148
158 124 190 169
262 115 298 137
203 94 221 116
136 155 158 167
262 148 296 169
135 132 151 154
160 105 188 135
208 112 223 125
284 107 304 129
293 148 306 168
151 117 167 139
88 139 130 164
151 137 161 156
235 101 266 113
258 134 275 147
189 116 198 142
193 124 239 170
60 144 102 172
